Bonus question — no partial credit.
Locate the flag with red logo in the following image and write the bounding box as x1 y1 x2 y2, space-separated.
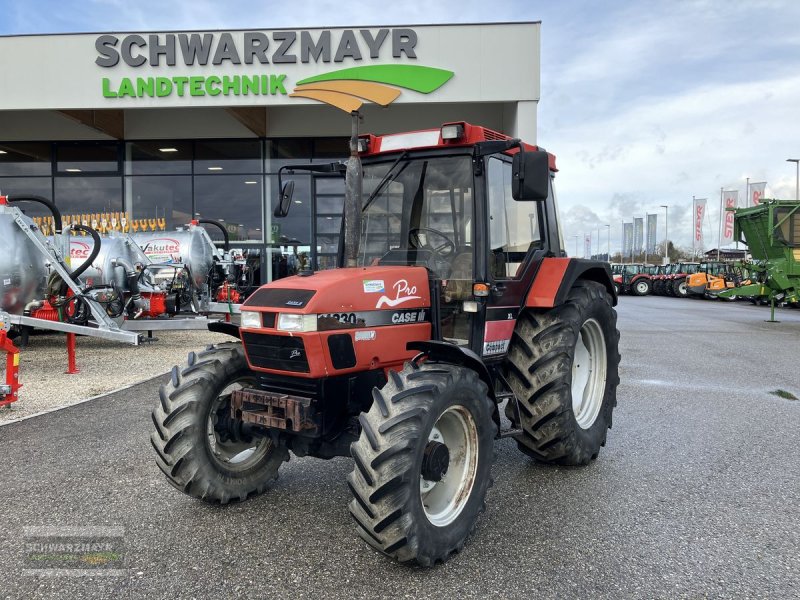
721 190 738 245
694 198 707 251
749 182 766 206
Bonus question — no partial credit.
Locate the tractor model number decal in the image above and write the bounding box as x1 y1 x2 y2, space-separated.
319 312 357 324
317 308 429 330
375 280 421 308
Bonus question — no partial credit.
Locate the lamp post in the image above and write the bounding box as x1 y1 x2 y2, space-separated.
572 234 579 258
660 205 669 264
605 224 611 261
787 159 799 200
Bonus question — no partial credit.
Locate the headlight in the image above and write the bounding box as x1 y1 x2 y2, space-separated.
240 311 262 329
277 313 317 332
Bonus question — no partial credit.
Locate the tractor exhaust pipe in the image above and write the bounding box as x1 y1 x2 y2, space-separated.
343 111 362 268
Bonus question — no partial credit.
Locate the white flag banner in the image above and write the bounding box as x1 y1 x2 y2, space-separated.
721 190 738 245
750 182 766 206
584 233 592 258
694 198 707 251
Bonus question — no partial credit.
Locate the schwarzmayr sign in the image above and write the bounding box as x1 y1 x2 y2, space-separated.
95 29 456 111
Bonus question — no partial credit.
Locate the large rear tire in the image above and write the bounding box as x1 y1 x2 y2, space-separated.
150 342 289 504
632 278 651 296
348 362 497 566
505 280 620 465
673 278 689 298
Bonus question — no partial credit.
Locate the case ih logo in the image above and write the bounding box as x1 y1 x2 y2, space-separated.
376 280 421 308
70 241 92 260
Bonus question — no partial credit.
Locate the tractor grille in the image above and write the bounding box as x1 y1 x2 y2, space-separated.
242 332 310 373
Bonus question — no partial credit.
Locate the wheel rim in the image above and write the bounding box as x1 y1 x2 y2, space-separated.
420 405 479 527
636 281 648 294
571 318 608 429
206 377 273 472
678 281 687 296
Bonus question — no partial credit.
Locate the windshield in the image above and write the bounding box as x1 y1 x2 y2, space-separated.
358 155 473 280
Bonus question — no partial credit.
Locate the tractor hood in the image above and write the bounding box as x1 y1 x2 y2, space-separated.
242 266 432 315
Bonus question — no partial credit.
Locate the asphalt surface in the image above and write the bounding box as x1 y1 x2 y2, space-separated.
1 296 799 599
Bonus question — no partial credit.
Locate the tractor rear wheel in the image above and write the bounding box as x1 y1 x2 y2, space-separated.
505 280 620 465
632 278 651 296
151 342 289 504
348 362 496 567
673 278 689 298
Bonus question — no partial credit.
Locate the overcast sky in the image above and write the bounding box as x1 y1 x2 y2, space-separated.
2 0 799 255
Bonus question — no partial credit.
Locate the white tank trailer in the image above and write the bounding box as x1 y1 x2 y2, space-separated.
0 211 48 314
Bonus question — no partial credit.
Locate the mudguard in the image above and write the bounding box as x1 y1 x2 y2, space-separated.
525 258 617 308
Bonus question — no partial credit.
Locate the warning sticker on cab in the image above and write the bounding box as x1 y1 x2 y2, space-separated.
362 279 385 293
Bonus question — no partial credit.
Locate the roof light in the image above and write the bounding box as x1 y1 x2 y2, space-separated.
441 123 465 141
159 147 178 153
244 180 258 184
0 150 7 155
65 168 82 173
207 166 223 171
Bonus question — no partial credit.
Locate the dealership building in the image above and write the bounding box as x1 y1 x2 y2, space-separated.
0 22 540 282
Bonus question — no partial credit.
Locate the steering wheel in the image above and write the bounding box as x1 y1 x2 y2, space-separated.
408 227 456 257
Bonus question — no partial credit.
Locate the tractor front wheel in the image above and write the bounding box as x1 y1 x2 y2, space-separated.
505 280 620 465
348 362 496 566
150 342 289 504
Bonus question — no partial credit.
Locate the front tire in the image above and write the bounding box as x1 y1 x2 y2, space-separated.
505 280 620 465
348 362 497 566
150 342 289 504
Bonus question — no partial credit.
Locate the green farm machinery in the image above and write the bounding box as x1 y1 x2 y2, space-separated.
719 200 800 314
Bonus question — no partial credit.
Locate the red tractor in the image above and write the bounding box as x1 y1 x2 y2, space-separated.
613 263 653 296
151 121 621 566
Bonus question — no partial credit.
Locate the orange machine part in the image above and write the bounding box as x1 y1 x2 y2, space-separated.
526 258 570 308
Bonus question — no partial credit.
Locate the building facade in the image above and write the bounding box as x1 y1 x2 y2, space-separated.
0 22 540 282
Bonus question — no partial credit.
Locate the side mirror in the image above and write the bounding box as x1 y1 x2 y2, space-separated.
511 150 550 201
274 180 295 218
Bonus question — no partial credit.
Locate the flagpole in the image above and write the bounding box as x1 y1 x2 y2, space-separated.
692 195 696 258
717 187 723 261
746 177 750 208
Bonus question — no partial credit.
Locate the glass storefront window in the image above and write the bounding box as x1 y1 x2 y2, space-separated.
57 143 120 173
125 141 192 175
54 176 123 217
0 177 52 218
311 137 349 164
0 142 52 176
265 138 312 173
194 140 261 174
194 174 264 241
266 173 311 244
125 175 192 232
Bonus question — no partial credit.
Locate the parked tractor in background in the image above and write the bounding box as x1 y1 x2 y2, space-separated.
651 264 673 295
719 200 800 311
613 263 652 296
686 261 740 299
150 121 621 566
666 262 700 298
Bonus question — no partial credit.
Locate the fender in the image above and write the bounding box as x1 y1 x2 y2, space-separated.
525 257 617 308
406 340 495 402
208 321 240 339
